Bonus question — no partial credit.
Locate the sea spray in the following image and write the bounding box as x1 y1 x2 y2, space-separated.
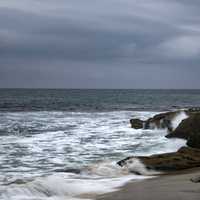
1 162 150 200
82 161 129 177
171 111 188 130
119 158 161 175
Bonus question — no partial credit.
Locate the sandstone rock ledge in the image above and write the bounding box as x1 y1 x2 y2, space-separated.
118 147 200 172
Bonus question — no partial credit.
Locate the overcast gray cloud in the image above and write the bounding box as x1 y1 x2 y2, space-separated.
0 0 200 88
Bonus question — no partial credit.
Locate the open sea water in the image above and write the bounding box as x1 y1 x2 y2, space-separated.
0 89 200 200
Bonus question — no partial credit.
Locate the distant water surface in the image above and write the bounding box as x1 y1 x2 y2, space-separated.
0 89 200 112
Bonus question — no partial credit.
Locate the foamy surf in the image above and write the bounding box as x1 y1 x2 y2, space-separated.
1 161 153 200
0 110 187 200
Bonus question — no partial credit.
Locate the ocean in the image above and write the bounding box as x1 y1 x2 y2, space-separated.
0 89 200 200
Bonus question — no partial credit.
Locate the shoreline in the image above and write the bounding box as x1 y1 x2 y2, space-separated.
96 167 200 200
95 109 200 200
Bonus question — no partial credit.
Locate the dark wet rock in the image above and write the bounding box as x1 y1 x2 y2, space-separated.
5 179 28 185
130 110 183 132
187 132 200 149
166 113 200 139
166 113 200 148
130 119 144 129
145 111 176 131
54 168 81 174
117 147 200 172
130 108 200 131
186 107 200 115
191 175 200 183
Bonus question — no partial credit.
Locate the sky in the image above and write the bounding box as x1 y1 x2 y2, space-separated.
0 0 200 89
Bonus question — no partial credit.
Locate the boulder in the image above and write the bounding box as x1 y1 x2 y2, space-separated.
130 119 144 129
145 111 175 131
166 113 200 148
117 147 200 172
187 132 200 149
130 108 200 131
130 110 183 132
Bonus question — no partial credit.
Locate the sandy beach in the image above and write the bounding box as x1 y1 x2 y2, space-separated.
97 168 200 200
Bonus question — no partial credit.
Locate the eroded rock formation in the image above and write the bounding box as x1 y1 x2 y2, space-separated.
130 108 200 149
166 113 200 148
126 108 200 174
130 110 185 132
118 147 200 172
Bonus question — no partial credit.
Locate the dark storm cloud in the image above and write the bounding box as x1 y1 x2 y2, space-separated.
0 0 200 88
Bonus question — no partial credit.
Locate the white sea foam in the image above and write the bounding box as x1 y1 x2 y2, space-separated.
1 164 150 200
121 158 160 175
82 161 129 177
171 111 188 130
0 110 187 200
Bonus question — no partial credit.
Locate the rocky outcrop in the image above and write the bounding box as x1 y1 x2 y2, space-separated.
130 108 200 131
117 147 200 172
125 108 200 175
166 113 200 148
187 133 200 149
130 108 200 148
130 110 184 132
130 119 144 129
186 107 200 115
144 111 177 131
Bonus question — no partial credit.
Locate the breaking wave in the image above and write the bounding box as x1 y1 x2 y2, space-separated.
171 111 188 130
0 110 186 200
1 161 153 200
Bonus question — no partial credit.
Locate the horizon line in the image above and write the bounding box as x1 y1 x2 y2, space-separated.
0 88 200 90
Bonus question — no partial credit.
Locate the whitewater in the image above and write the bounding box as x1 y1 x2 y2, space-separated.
0 111 186 200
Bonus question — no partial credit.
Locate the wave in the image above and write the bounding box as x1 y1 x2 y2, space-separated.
1 161 153 200
119 158 161 176
0 110 187 200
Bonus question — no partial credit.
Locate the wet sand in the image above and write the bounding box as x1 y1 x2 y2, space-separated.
96 168 200 200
